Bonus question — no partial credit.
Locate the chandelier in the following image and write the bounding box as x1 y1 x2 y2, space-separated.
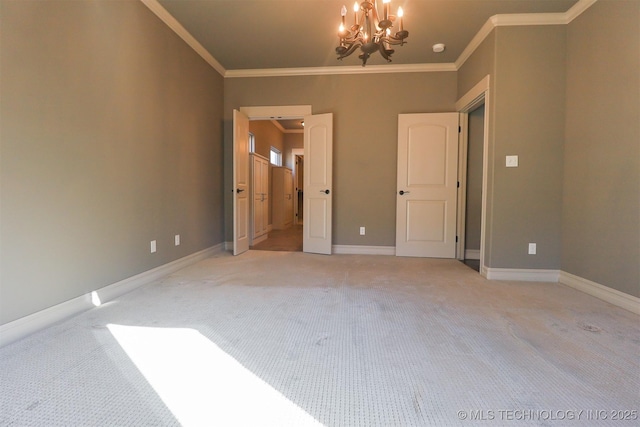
336 0 409 66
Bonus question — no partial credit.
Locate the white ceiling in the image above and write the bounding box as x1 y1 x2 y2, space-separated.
153 0 580 72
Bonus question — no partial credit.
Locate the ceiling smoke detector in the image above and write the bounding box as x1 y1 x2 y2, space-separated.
432 43 446 53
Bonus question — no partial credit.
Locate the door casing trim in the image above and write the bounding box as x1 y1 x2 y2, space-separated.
456 75 490 276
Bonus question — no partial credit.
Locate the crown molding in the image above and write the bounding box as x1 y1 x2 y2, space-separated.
454 0 597 70
454 17 496 71
490 12 566 26
270 120 286 133
225 62 456 78
140 0 226 76
141 0 597 78
564 0 598 23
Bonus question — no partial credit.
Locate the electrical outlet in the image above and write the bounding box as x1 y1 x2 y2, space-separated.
150 240 157 253
528 243 536 255
506 155 519 167
359 227 366 236
175 234 180 246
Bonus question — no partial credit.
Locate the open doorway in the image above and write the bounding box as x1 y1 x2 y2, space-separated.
462 104 484 271
249 118 304 252
233 105 332 256
455 75 490 276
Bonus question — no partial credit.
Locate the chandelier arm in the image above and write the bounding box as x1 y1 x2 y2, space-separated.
378 43 394 62
343 32 362 44
337 42 363 60
358 51 371 67
386 33 409 45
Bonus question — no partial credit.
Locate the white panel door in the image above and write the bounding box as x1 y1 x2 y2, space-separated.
303 113 333 254
396 113 459 258
233 109 250 255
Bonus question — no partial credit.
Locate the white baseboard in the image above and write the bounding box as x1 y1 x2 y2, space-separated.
559 271 640 315
480 265 489 278
464 249 480 260
0 244 223 348
483 268 638 314
332 245 396 255
485 267 560 282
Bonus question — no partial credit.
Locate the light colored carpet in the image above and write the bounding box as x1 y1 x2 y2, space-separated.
1 251 638 426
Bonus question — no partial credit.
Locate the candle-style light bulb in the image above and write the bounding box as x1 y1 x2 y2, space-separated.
383 0 390 21
397 6 404 31
341 5 347 27
353 1 359 25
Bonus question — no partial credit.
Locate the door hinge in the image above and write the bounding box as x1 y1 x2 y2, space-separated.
458 126 461 133
456 236 459 243
457 181 460 188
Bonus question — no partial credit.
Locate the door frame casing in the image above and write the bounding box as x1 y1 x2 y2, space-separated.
240 106 312 121
455 75 490 276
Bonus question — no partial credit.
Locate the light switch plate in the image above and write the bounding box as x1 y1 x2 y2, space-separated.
506 155 519 167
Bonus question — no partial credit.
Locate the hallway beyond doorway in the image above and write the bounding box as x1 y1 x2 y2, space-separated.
251 225 302 252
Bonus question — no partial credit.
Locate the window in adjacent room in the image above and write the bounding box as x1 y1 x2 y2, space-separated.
249 132 255 153
270 147 282 166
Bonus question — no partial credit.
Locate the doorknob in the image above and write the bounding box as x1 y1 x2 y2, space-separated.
399 190 410 195
320 189 330 194
236 188 245 193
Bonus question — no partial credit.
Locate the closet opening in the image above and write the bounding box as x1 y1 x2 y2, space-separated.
455 74 490 276
462 104 484 272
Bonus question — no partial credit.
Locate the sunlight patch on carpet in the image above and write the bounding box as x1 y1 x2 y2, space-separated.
107 324 322 427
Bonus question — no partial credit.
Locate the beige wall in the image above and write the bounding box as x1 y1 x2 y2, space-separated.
490 25 566 269
457 31 496 98
249 120 284 160
224 72 458 246
457 31 498 265
563 0 640 297
284 133 303 170
458 25 566 270
0 1 225 324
